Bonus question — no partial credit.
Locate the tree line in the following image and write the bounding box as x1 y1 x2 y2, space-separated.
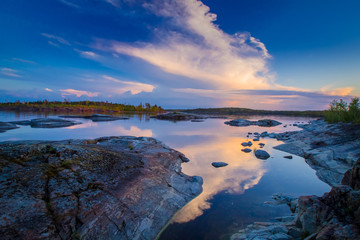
324 98 360 124
0 100 164 113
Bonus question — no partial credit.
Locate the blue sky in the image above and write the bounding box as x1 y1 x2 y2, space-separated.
0 0 359 110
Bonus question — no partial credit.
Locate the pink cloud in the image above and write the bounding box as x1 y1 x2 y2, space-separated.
60 89 98 97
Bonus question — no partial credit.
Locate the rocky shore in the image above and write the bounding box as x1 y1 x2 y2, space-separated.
231 120 360 240
0 136 202 240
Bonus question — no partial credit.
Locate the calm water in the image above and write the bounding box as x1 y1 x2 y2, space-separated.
0 111 330 239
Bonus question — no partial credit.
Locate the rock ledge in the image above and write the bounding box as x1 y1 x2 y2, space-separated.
0 136 202 240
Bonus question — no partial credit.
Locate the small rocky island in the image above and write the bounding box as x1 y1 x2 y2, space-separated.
225 118 282 127
150 112 205 121
0 137 202 240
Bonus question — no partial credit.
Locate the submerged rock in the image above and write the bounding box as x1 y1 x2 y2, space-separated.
0 137 202 240
255 150 270 159
225 118 282 127
0 121 19 133
211 162 228 168
190 119 205 122
60 114 129 122
9 120 31 126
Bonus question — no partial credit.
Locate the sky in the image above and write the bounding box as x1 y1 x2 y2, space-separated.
0 0 359 110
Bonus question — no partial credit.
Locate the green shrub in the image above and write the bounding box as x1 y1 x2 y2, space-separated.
324 98 360 123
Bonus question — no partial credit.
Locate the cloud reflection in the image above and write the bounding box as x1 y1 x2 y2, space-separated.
172 136 267 223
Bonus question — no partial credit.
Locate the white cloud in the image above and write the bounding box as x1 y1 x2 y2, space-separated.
58 0 80 8
12 58 36 64
102 75 155 94
105 0 120 7
48 41 60 48
99 0 271 90
60 89 98 97
42 33 71 46
75 49 99 59
1 68 21 77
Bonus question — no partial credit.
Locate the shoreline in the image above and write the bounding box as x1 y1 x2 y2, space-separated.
0 108 163 114
231 120 360 239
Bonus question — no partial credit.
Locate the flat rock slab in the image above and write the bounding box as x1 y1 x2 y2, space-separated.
59 114 129 122
0 121 19 133
151 112 205 121
273 120 360 186
0 136 202 240
225 118 282 127
9 120 31 126
29 118 81 128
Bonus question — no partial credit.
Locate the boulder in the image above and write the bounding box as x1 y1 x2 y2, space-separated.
256 119 282 127
225 119 252 126
211 162 228 168
241 148 252 153
241 141 252 147
255 150 270 159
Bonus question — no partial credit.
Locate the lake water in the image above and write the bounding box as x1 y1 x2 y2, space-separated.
0 111 330 239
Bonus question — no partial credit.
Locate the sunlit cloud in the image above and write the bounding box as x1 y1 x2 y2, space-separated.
102 75 155 94
45 88 53 92
320 86 353 96
42 33 71 46
96 0 271 90
60 88 98 97
1 68 21 78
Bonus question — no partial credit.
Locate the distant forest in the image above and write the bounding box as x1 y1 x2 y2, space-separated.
178 107 324 117
0 100 165 113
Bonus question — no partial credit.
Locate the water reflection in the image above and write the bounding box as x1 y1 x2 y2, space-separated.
66 121 99 129
0 112 330 239
171 135 270 223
